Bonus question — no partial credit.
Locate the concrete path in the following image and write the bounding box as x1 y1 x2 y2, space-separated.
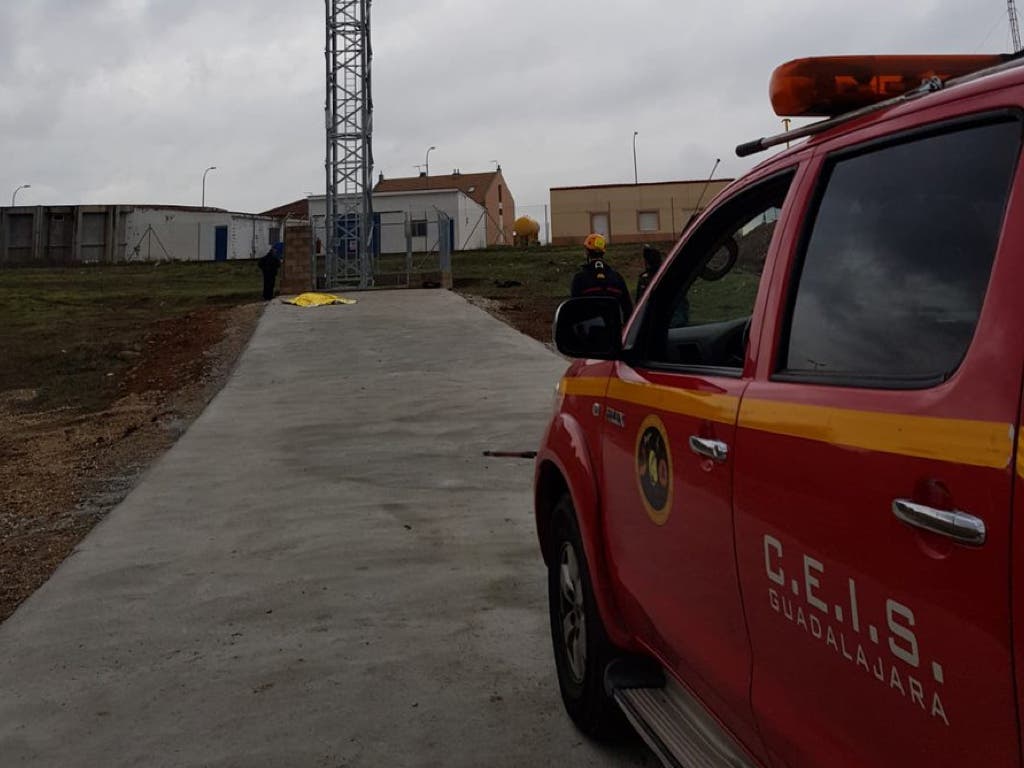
0 291 653 768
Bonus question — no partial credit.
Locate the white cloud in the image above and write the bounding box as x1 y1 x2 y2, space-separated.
0 0 1011 211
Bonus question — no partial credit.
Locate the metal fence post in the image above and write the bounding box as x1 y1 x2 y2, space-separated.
405 212 413 286
438 211 452 289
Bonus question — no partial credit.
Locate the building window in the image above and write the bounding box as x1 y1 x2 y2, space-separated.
268 227 280 244
637 210 660 233
590 212 610 238
498 185 503 203
411 219 427 238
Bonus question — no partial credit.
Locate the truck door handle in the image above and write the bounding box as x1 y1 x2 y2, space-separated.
892 499 986 547
689 436 729 463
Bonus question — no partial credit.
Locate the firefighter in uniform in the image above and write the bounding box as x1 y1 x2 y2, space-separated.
257 246 282 301
570 233 633 319
635 244 663 302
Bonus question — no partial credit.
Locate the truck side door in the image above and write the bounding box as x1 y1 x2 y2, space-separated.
735 112 1024 767
600 170 798 758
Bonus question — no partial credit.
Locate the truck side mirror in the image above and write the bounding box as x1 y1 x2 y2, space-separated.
553 297 623 359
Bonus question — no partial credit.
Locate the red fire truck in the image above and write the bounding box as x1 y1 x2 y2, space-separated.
535 53 1024 767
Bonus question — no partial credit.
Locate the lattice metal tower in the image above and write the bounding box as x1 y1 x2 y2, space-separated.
1011 0 1023 53
325 0 374 288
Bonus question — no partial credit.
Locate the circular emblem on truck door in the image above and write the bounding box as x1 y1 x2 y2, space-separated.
635 415 673 525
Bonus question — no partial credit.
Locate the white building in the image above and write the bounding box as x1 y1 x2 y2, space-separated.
124 206 279 262
305 188 488 254
0 204 281 266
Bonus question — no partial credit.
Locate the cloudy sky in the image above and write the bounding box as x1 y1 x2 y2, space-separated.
1 0 1015 216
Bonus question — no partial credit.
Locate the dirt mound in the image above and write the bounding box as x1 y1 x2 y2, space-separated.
0 303 262 622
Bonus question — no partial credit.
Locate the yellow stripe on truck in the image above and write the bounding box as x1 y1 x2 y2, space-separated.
559 376 1014 470
606 379 740 423
739 399 1012 470
560 377 739 422
559 377 609 398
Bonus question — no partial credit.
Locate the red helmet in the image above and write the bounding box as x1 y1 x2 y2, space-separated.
583 233 607 254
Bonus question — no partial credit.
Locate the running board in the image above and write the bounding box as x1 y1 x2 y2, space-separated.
605 659 755 768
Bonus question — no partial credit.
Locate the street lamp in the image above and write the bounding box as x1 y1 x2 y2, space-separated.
424 146 436 177
632 131 639 185
11 184 30 206
202 166 217 208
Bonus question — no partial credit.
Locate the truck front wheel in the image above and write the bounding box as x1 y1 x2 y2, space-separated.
547 494 625 740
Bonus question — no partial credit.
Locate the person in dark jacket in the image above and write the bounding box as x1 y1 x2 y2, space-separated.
257 246 281 300
570 233 633 319
635 244 663 302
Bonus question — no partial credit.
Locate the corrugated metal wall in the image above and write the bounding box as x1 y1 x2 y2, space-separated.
79 212 108 263
0 206 278 266
45 211 74 265
0 206 126 266
6 213 34 265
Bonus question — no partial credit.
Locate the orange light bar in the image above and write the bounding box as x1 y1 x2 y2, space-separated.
770 54 1008 117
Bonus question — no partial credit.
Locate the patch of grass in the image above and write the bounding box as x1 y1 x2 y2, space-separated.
453 243 666 302
0 262 260 411
451 243 765 344
448 243 671 343
687 269 761 325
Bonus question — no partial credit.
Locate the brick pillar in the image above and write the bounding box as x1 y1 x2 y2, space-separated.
279 224 315 295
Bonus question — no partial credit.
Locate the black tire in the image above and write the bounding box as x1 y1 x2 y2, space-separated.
548 493 626 740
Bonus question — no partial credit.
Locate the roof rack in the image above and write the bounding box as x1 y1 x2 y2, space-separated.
736 53 1024 158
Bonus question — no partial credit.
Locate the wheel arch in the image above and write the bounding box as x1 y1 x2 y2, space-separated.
534 414 630 648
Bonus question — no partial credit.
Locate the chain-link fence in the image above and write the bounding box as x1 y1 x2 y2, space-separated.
307 210 453 290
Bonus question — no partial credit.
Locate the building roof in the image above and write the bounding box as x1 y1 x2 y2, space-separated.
374 171 501 208
550 179 734 192
261 199 310 219
2 203 277 218
133 205 278 218
131 204 229 213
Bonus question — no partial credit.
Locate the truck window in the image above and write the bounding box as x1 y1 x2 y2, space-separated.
638 172 793 370
780 116 1022 387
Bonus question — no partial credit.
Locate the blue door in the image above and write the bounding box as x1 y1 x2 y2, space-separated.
214 226 228 261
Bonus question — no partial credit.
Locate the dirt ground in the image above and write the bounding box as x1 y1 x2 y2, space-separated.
0 303 263 622
458 290 563 346
0 246 659 625
0 277 552 625
451 243 671 346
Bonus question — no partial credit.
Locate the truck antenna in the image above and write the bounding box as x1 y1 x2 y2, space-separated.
684 158 721 232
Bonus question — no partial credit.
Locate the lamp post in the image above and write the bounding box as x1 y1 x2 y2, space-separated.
202 166 217 208
633 131 639 185
11 184 30 206
198 166 216 262
424 146 436 177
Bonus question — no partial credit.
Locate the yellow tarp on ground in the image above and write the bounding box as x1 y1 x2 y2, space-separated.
282 293 357 307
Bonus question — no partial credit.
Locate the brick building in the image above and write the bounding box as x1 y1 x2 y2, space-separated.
549 179 733 246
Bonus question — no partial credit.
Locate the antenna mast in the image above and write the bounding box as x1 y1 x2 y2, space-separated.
1010 0 1022 53
325 0 374 288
